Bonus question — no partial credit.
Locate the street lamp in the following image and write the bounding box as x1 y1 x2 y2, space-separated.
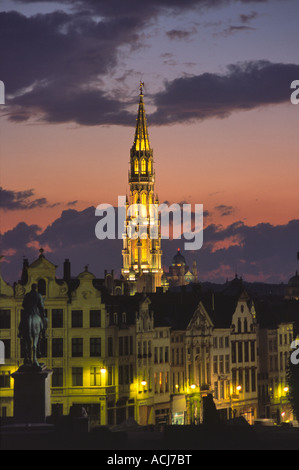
141 380 147 386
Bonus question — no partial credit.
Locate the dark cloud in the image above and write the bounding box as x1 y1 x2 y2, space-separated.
0 205 298 284
166 29 195 40
217 25 256 37
12 0 286 18
0 187 48 210
240 11 259 23
1 10 142 94
150 61 299 124
2 2 298 127
1 222 41 250
215 204 235 216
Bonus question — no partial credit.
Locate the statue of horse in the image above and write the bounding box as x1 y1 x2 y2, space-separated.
18 284 47 368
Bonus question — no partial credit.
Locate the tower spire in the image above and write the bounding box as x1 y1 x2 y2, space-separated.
122 83 163 294
132 81 150 152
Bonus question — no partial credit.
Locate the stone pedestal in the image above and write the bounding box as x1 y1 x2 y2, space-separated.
11 365 53 423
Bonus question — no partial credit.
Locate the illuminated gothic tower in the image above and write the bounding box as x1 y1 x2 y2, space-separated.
122 83 163 293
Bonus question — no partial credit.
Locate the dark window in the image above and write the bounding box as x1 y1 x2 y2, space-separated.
129 336 133 355
130 364 134 384
72 310 83 328
90 338 101 357
231 342 236 363
165 346 169 363
108 366 113 386
1 339 10 359
72 338 83 357
0 371 10 388
108 337 113 357
72 367 83 386
119 365 124 385
250 341 256 362
251 368 256 392
244 341 249 362
119 337 124 356
37 279 46 296
245 369 250 392
52 338 63 357
124 336 129 356
90 310 101 327
238 342 243 363
52 309 63 328
52 368 63 387
0 309 10 329
40 337 48 357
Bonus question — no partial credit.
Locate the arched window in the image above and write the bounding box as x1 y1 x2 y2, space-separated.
148 159 152 174
37 279 46 296
141 158 146 174
141 192 147 205
134 159 139 174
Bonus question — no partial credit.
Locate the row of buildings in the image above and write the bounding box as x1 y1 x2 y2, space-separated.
0 250 298 427
1 84 298 428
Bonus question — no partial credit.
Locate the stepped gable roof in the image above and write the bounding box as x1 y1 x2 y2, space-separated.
201 292 238 329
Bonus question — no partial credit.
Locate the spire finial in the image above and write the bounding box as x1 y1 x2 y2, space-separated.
139 81 144 96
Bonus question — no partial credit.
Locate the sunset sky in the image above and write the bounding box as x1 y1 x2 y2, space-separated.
0 0 298 284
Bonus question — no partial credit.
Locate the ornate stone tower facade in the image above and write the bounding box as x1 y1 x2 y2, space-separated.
122 83 163 293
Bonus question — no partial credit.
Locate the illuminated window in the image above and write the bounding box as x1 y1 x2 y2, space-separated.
134 159 139 173
148 159 152 174
142 240 147 261
141 192 146 205
141 158 146 174
90 367 102 386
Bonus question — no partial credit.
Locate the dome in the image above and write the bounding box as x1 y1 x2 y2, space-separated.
288 271 299 287
173 249 186 266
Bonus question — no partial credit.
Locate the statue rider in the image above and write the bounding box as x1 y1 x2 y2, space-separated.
18 283 48 362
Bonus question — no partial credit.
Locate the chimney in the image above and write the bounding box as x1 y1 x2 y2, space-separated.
63 259 71 282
